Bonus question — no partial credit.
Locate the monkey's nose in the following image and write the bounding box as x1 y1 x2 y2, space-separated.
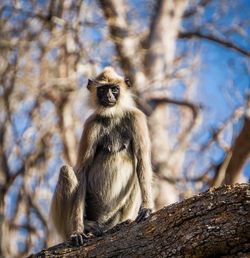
107 89 116 102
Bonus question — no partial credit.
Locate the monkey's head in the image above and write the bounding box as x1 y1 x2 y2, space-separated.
96 84 120 107
87 67 134 114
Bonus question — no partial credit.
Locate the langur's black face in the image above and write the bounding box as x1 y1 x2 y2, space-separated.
97 84 120 107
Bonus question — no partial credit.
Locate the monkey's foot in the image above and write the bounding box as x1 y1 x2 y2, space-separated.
135 207 152 223
84 220 103 237
70 232 89 246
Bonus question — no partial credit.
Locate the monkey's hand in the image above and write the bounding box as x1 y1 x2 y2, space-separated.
135 207 152 223
70 232 89 246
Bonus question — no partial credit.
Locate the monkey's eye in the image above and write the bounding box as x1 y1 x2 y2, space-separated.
111 87 119 94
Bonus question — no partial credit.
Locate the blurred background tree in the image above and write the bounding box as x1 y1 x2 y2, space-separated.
0 0 249 256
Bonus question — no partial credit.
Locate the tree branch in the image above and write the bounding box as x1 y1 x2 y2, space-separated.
98 0 139 81
183 0 211 18
30 184 250 257
149 96 201 119
214 97 250 185
224 118 250 184
179 31 250 57
144 0 188 81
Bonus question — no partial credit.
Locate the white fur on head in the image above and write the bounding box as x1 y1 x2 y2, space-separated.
87 67 135 116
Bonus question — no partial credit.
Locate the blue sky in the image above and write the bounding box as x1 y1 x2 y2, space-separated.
1 0 249 253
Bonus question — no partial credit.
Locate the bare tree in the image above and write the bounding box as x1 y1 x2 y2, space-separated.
0 0 249 256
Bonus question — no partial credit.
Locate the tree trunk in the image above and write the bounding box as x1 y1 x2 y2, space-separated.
30 184 250 257
144 0 188 208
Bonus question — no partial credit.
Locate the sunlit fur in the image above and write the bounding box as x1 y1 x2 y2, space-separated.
50 67 153 243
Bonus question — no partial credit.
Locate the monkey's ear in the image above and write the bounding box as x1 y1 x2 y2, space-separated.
87 79 93 91
125 78 131 88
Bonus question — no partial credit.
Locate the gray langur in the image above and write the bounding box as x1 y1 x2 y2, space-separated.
50 67 154 246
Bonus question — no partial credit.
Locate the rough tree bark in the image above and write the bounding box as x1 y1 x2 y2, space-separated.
30 184 250 257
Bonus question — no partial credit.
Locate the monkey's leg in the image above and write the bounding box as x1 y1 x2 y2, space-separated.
56 165 78 198
68 170 88 246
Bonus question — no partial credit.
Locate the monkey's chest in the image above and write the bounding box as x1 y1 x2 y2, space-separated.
96 129 131 155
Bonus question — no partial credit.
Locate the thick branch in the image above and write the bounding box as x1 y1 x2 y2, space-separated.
223 117 250 184
145 0 188 80
149 96 201 119
136 95 201 118
215 97 250 185
98 0 139 81
31 184 250 257
179 31 250 57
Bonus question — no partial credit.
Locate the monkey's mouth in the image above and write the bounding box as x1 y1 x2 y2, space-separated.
100 100 116 107
106 101 116 107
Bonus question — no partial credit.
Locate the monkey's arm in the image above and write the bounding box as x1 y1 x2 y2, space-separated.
71 116 100 241
75 115 99 170
133 110 154 221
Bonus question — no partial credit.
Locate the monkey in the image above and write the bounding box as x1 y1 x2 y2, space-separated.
50 67 154 246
